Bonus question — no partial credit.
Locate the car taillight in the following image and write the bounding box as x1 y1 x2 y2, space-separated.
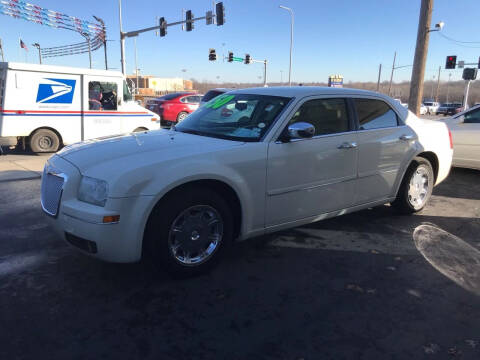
448 129 453 149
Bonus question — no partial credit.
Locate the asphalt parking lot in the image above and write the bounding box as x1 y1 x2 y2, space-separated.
1 150 480 359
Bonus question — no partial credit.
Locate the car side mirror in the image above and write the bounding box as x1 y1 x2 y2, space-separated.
287 122 315 140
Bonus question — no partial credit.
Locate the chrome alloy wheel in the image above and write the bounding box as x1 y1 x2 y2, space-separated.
168 205 224 266
408 165 430 209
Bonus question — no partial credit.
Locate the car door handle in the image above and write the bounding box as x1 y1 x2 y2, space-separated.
338 142 357 149
399 134 414 141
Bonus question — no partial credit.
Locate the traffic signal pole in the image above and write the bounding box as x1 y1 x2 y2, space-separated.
408 0 434 116
118 1 225 75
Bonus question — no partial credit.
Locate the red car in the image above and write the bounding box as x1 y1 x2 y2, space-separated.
146 92 203 126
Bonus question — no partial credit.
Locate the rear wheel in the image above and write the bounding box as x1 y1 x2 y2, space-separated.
30 129 60 153
392 157 434 214
176 111 189 122
144 187 233 277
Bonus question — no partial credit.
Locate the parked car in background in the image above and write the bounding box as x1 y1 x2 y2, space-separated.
441 104 480 169
42 87 453 276
423 101 440 114
200 88 233 105
146 92 203 127
437 103 462 116
419 104 428 115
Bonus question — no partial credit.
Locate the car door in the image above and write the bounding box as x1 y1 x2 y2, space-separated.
266 97 358 226
83 76 122 140
450 107 480 169
353 97 416 204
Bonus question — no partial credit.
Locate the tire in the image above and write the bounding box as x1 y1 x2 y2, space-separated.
29 129 60 153
392 157 434 214
144 187 233 277
176 111 189 122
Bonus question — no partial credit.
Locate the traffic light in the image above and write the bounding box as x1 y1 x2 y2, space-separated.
228 52 233 62
186 10 194 31
209 48 217 61
216 2 225 26
245 54 251 64
463 68 478 81
159 17 167 37
445 55 457 69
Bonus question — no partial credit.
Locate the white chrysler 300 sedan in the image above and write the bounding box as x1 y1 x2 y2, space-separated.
41 87 453 276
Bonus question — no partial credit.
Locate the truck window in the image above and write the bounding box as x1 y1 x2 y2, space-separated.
89 81 117 111
123 80 132 102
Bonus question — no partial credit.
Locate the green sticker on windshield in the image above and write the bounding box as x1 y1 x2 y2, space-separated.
204 94 235 109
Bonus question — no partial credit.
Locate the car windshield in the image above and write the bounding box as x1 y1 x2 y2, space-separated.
424 102 433 106
175 93 291 142
202 90 225 103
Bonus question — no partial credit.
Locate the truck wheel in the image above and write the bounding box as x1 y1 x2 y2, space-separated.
30 129 60 153
392 157 434 214
177 112 188 122
144 187 233 277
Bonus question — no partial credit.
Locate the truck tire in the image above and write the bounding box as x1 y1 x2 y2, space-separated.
144 187 233 277
392 157 434 214
30 129 60 153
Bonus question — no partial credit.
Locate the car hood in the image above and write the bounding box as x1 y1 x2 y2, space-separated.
57 129 244 173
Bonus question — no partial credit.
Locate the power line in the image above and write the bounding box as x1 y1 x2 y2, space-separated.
437 33 480 48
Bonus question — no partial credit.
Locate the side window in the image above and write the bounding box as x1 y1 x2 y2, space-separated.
289 98 350 136
464 108 480 124
355 99 398 130
180 96 188 103
89 81 118 111
123 80 132 102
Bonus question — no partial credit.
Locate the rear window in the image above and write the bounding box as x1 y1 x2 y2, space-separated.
202 90 224 103
159 93 187 101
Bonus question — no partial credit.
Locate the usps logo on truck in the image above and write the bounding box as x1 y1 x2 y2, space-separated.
36 78 76 104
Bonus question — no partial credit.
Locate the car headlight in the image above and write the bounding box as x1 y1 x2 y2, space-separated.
78 176 109 207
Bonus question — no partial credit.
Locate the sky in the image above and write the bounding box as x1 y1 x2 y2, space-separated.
0 0 479 84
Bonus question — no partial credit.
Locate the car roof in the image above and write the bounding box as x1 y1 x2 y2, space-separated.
229 86 388 99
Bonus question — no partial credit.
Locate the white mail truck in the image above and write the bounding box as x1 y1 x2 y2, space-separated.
0 62 159 152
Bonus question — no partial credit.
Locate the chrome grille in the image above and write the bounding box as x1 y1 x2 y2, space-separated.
41 171 64 217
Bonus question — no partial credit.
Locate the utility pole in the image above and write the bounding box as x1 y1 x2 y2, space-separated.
446 73 451 103
264 60 268 87
388 52 396 96
119 0 126 75
0 38 4 62
134 37 139 94
408 0 434 115
435 65 441 102
377 63 382 92
464 80 472 110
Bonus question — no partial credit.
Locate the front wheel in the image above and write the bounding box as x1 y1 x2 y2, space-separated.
144 187 233 277
392 157 434 214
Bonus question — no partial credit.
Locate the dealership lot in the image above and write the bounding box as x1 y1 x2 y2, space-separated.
1 151 480 359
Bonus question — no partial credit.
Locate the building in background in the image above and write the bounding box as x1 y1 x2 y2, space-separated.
127 75 193 96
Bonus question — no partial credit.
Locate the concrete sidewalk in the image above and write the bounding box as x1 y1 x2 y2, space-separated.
0 154 49 182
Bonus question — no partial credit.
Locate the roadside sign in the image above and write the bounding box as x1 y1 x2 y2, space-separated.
328 75 343 88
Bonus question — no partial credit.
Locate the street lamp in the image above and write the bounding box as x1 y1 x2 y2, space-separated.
279 5 294 86
32 43 41 64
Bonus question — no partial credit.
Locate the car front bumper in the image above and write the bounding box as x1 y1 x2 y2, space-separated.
42 155 155 263
45 195 154 263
